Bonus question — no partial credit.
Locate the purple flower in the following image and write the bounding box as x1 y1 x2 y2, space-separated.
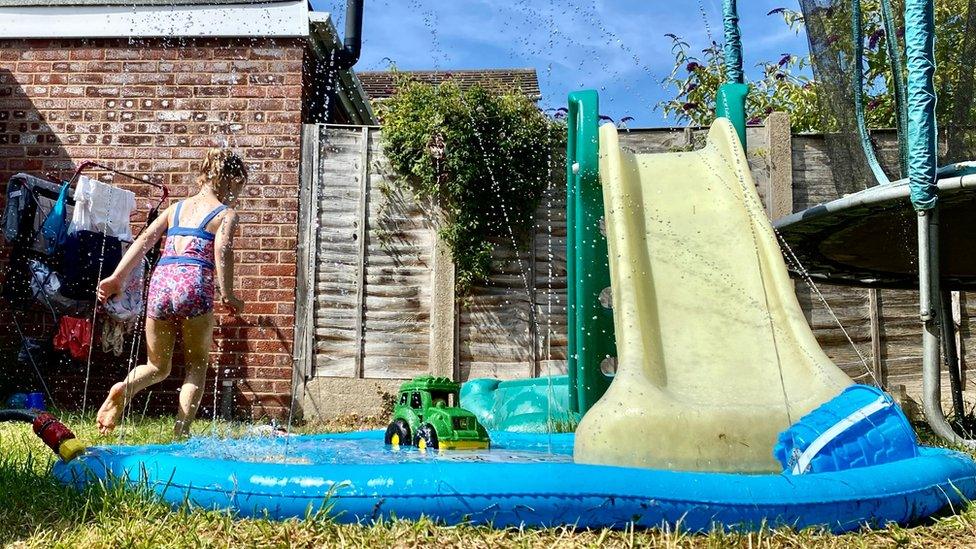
767 7 786 15
686 61 701 72
868 29 885 49
867 99 880 110
775 72 787 81
826 35 840 47
765 107 774 114
683 102 698 111
747 117 762 125
897 27 905 38
685 83 699 93
778 53 792 67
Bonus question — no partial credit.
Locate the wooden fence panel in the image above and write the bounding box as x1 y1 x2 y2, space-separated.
312 126 435 380
312 127 365 377
360 129 434 379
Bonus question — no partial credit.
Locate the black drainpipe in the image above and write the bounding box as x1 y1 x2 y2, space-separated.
332 0 364 70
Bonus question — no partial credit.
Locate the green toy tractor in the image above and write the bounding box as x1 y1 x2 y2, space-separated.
384 376 490 450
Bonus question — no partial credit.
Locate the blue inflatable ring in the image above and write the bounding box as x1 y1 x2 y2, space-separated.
54 430 976 533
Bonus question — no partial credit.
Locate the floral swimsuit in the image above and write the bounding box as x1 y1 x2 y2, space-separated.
146 201 226 321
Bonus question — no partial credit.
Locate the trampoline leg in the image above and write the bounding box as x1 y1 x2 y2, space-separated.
940 290 966 421
919 209 975 447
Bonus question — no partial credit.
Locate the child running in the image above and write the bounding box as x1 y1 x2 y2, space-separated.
95 148 247 437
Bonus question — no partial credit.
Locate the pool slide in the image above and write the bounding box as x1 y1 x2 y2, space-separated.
574 119 853 472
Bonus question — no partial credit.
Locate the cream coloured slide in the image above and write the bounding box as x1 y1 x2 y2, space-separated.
573 119 853 473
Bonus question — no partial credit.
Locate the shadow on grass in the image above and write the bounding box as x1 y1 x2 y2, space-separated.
0 448 97 544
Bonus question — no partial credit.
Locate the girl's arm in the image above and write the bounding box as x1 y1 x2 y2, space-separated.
214 208 243 315
96 206 170 302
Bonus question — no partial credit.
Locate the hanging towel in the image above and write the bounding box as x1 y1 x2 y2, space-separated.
69 175 136 240
53 316 93 361
40 182 70 254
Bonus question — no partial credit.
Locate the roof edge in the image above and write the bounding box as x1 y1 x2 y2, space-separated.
0 1 309 39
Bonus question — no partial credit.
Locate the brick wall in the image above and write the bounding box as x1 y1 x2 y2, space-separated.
0 37 305 419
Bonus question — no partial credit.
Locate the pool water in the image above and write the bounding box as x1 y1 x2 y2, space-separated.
157 430 575 466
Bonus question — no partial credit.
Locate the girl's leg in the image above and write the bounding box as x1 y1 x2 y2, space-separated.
174 312 214 437
97 317 178 435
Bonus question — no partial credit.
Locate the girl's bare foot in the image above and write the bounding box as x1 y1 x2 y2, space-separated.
96 382 126 435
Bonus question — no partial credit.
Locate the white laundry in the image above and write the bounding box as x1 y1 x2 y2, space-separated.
104 256 146 322
68 175 136 240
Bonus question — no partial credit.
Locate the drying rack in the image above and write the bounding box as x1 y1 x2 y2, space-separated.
68 161 170 205
6 161 170 408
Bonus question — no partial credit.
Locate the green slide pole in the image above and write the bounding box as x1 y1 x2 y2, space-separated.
716 0 749 148
566 90 615 415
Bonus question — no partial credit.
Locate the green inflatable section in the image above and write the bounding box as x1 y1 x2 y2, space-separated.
460 376 577 432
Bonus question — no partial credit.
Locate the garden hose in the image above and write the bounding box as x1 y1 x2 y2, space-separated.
0 409 86 462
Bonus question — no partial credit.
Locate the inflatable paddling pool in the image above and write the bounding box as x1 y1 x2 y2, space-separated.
54 429 976 533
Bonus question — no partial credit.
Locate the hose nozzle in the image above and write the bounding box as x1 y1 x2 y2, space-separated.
32 412 86 462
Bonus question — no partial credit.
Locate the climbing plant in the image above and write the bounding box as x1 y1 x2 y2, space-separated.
379 77 564 294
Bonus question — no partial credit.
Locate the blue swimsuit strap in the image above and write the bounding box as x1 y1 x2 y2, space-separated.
196 204 228 230
173 200 184 227
167 203 227 240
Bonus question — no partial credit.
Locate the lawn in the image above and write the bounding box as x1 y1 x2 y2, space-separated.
1 414 976 548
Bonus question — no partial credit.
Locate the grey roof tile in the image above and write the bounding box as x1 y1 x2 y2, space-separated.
358 69 541 101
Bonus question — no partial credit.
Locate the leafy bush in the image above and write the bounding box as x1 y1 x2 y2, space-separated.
379 77 564 294
659 29 821 133
660 1 976 136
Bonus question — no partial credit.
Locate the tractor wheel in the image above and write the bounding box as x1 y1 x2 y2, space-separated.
414 423 439 450
384 419 411 446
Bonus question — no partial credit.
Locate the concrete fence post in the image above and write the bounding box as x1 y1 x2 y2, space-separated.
764 112 794 219
429 213 457 380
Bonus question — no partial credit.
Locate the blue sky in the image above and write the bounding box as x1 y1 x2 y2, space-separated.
310 0 809 127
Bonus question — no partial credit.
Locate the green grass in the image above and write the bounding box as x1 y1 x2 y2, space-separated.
2 414 976 548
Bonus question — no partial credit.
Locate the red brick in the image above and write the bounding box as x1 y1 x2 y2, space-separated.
21 49 69 61
86 61 123 73
260 264 296 277
71 48 105 61
229 86 266 98
67 73 104 85
121 61 157 72
104 49 144 60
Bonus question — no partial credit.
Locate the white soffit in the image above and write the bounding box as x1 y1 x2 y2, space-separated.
0 1 309 39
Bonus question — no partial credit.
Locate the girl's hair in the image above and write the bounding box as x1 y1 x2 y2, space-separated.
199 148 248 198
